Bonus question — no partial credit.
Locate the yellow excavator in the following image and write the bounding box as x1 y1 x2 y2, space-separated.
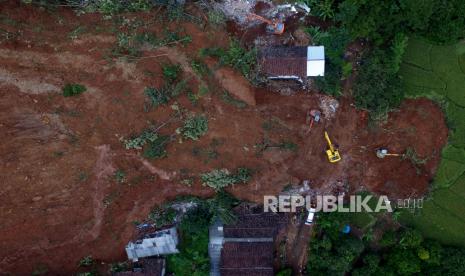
247 13 285 35
324 131 341 163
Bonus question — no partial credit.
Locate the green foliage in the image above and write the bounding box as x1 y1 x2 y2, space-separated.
305 26 330 45
207 10 226 27
165 193 239 275
149 206 177 227
80 0 152 15
162 64 181 83
201 167 252 191
221 39 257 80
201 39 257 81
177 115 209 141
78 256 94 267
276 268 292 276
144 86 171 108
199 47 225 59
302 0 337 20
334 0 465 45
143 135 170 159
390 33 409 73
114 170 126 183
63 83 86 97
206 190 239 224
399 229 424 249
379 230 397 248
420 0 465 43
314 61 343 97
353 49 404 117
191 59 209 76
308 212 465 275
312 27 351 96
123 129 158 150
109 262 129 273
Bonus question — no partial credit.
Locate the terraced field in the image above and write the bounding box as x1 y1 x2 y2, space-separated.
399 38 465 246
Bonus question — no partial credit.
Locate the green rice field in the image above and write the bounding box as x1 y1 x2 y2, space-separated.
399 38 465 246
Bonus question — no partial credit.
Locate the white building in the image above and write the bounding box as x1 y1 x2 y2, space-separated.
126 227 179 262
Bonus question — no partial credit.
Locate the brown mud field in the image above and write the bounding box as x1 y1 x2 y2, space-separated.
0 2 448 274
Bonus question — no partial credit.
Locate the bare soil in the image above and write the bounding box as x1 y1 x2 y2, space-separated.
0 2 448 274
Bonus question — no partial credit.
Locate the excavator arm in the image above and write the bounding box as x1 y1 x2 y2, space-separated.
324 131 341 163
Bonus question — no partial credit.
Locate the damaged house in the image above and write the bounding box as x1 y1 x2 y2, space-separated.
259 46 325 82
125 227 179 262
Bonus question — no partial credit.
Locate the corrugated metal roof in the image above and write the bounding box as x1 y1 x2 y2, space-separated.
307 46 325 60
126 227 179 261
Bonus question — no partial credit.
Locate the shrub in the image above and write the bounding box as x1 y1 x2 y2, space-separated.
145 86 171 108
109 262 129 273
143 135 170 159
221 39 257 80
63 83 86 97
114 170 126 183
207 10 226 27
78 256 94 267
162 64 181 83
201 169 236 190
234 167 252 184
191 59 209 76
177 115 208 141
149 206 177 227
123 130 158 150
201 39 257 81
201 167 252 190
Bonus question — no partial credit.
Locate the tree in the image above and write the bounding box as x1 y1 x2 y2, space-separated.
386 249 422 275
353 49 404 117
177 114 209 141
399 229 423 249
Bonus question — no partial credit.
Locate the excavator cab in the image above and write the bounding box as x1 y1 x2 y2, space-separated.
324 131 341 163
248 13 285 35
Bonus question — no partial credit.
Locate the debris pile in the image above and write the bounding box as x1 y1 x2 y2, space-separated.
318 95 339 119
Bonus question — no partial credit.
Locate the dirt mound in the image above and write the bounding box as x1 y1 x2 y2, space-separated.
213 66 256 105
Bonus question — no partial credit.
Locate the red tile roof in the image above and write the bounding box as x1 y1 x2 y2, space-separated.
259 46 307 79
259 57 306 79
221 242 274 268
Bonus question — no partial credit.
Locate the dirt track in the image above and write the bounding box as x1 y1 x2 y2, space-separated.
0 2 448 274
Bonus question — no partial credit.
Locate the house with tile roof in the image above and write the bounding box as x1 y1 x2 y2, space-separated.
259 46 325 82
